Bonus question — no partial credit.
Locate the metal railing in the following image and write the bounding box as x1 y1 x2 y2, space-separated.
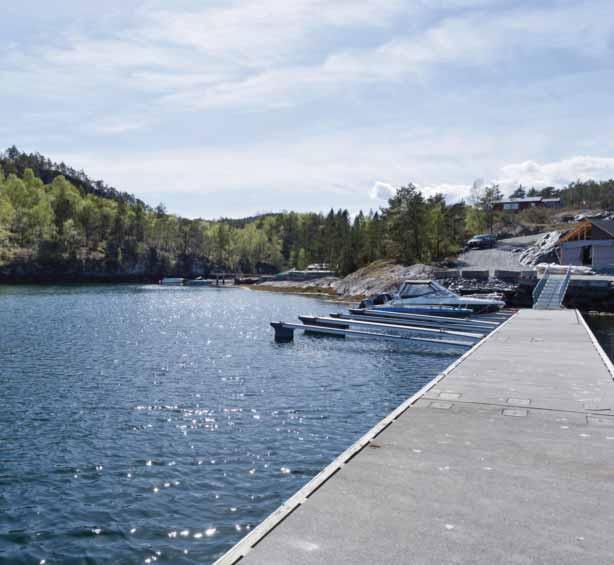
533 265 571 309
532 265 550 306
559 266 572 306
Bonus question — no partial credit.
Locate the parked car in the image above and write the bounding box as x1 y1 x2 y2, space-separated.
464 234 497 250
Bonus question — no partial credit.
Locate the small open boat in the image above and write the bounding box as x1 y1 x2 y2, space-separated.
185 278 213 286
160 277 185 286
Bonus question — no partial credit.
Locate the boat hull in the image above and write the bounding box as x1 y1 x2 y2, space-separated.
185 280 213 286
160 277 185 285
369 305 473 317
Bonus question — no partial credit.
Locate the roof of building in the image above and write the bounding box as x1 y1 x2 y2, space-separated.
494 197 543 204
542 198 561 202
590 219 614 237
560 218 614 244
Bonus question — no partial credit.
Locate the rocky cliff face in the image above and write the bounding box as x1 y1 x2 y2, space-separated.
0 258 150 283
0 254 214 283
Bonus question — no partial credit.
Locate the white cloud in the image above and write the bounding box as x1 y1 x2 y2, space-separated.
420 183 473 202
4 0 614 218
44 37 178 70
370 156 614 207
417 157 614 201
90 116 152 135
51 126 488 216
141 0 406 68
7 0 613 113
156 16 494 111
370 181 396 200
369 180 475 204
153 0 614 112
46 120 614 218
496 156 614 193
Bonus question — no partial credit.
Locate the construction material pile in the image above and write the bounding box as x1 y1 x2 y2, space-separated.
519 231 562 266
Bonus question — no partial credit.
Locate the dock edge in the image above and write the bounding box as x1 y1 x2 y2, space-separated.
576 310 614 379
214 311 519 565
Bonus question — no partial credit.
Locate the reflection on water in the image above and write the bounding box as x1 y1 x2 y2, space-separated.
0 285 454 564
584 312 614 361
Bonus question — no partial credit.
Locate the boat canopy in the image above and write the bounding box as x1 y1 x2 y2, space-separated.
398 280 454 299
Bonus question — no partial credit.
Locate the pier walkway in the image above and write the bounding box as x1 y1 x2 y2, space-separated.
217 309 614 565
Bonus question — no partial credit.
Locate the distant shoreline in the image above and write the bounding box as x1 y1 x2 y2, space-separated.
248 283 358 303
0 273 157 285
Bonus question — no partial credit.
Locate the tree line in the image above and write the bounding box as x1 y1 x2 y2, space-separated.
0 153 468 278
503 180 614 210
0 167 467 277
1 147 613 280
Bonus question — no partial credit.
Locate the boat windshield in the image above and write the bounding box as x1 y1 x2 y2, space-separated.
398 283 436 298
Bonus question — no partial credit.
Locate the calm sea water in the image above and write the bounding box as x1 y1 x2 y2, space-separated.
0 285 456 564
584 313 614 361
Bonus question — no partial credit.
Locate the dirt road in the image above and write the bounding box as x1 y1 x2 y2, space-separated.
456 234 542 273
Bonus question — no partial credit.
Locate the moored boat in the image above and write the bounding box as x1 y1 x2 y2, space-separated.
185 278 213 286
160 277 185 285
356 304 473 317
359 280 505 314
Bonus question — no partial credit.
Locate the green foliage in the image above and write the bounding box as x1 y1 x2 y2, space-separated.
517 207 552 225
50 176 80 235
560 179 614 209
0 191 15 249
3 146 613 278
510 185 526 199
0 146 142 205
383 184 428 264
0 153 470 274
465 205 486 235
469 183 503 234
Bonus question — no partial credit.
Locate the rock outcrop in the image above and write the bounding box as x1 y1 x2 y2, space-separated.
332 260 434 297
255 260 435 299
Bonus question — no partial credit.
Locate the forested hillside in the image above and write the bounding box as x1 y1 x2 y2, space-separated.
2 147 614 282
0 148 472 281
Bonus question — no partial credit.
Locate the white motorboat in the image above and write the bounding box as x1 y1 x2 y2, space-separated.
359 280 505 314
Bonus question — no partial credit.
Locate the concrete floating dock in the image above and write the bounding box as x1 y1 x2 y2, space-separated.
218 310 614 565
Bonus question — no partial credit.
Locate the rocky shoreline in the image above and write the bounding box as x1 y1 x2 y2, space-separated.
253 260 438 300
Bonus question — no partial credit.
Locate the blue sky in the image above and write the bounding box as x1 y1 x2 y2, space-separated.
3 0 614 218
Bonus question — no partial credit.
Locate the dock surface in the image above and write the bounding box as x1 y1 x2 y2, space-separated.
217 309 614 565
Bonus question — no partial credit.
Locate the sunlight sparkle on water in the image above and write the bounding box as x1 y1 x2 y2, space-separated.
0 285 452 563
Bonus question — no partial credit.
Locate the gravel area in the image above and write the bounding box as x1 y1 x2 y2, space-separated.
456 234 544 273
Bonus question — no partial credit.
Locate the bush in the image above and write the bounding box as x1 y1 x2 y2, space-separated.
518 207 552 225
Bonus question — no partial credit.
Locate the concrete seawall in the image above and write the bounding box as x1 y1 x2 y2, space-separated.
216 309 614 564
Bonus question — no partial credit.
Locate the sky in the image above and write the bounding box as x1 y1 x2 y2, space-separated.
2 0 614 219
